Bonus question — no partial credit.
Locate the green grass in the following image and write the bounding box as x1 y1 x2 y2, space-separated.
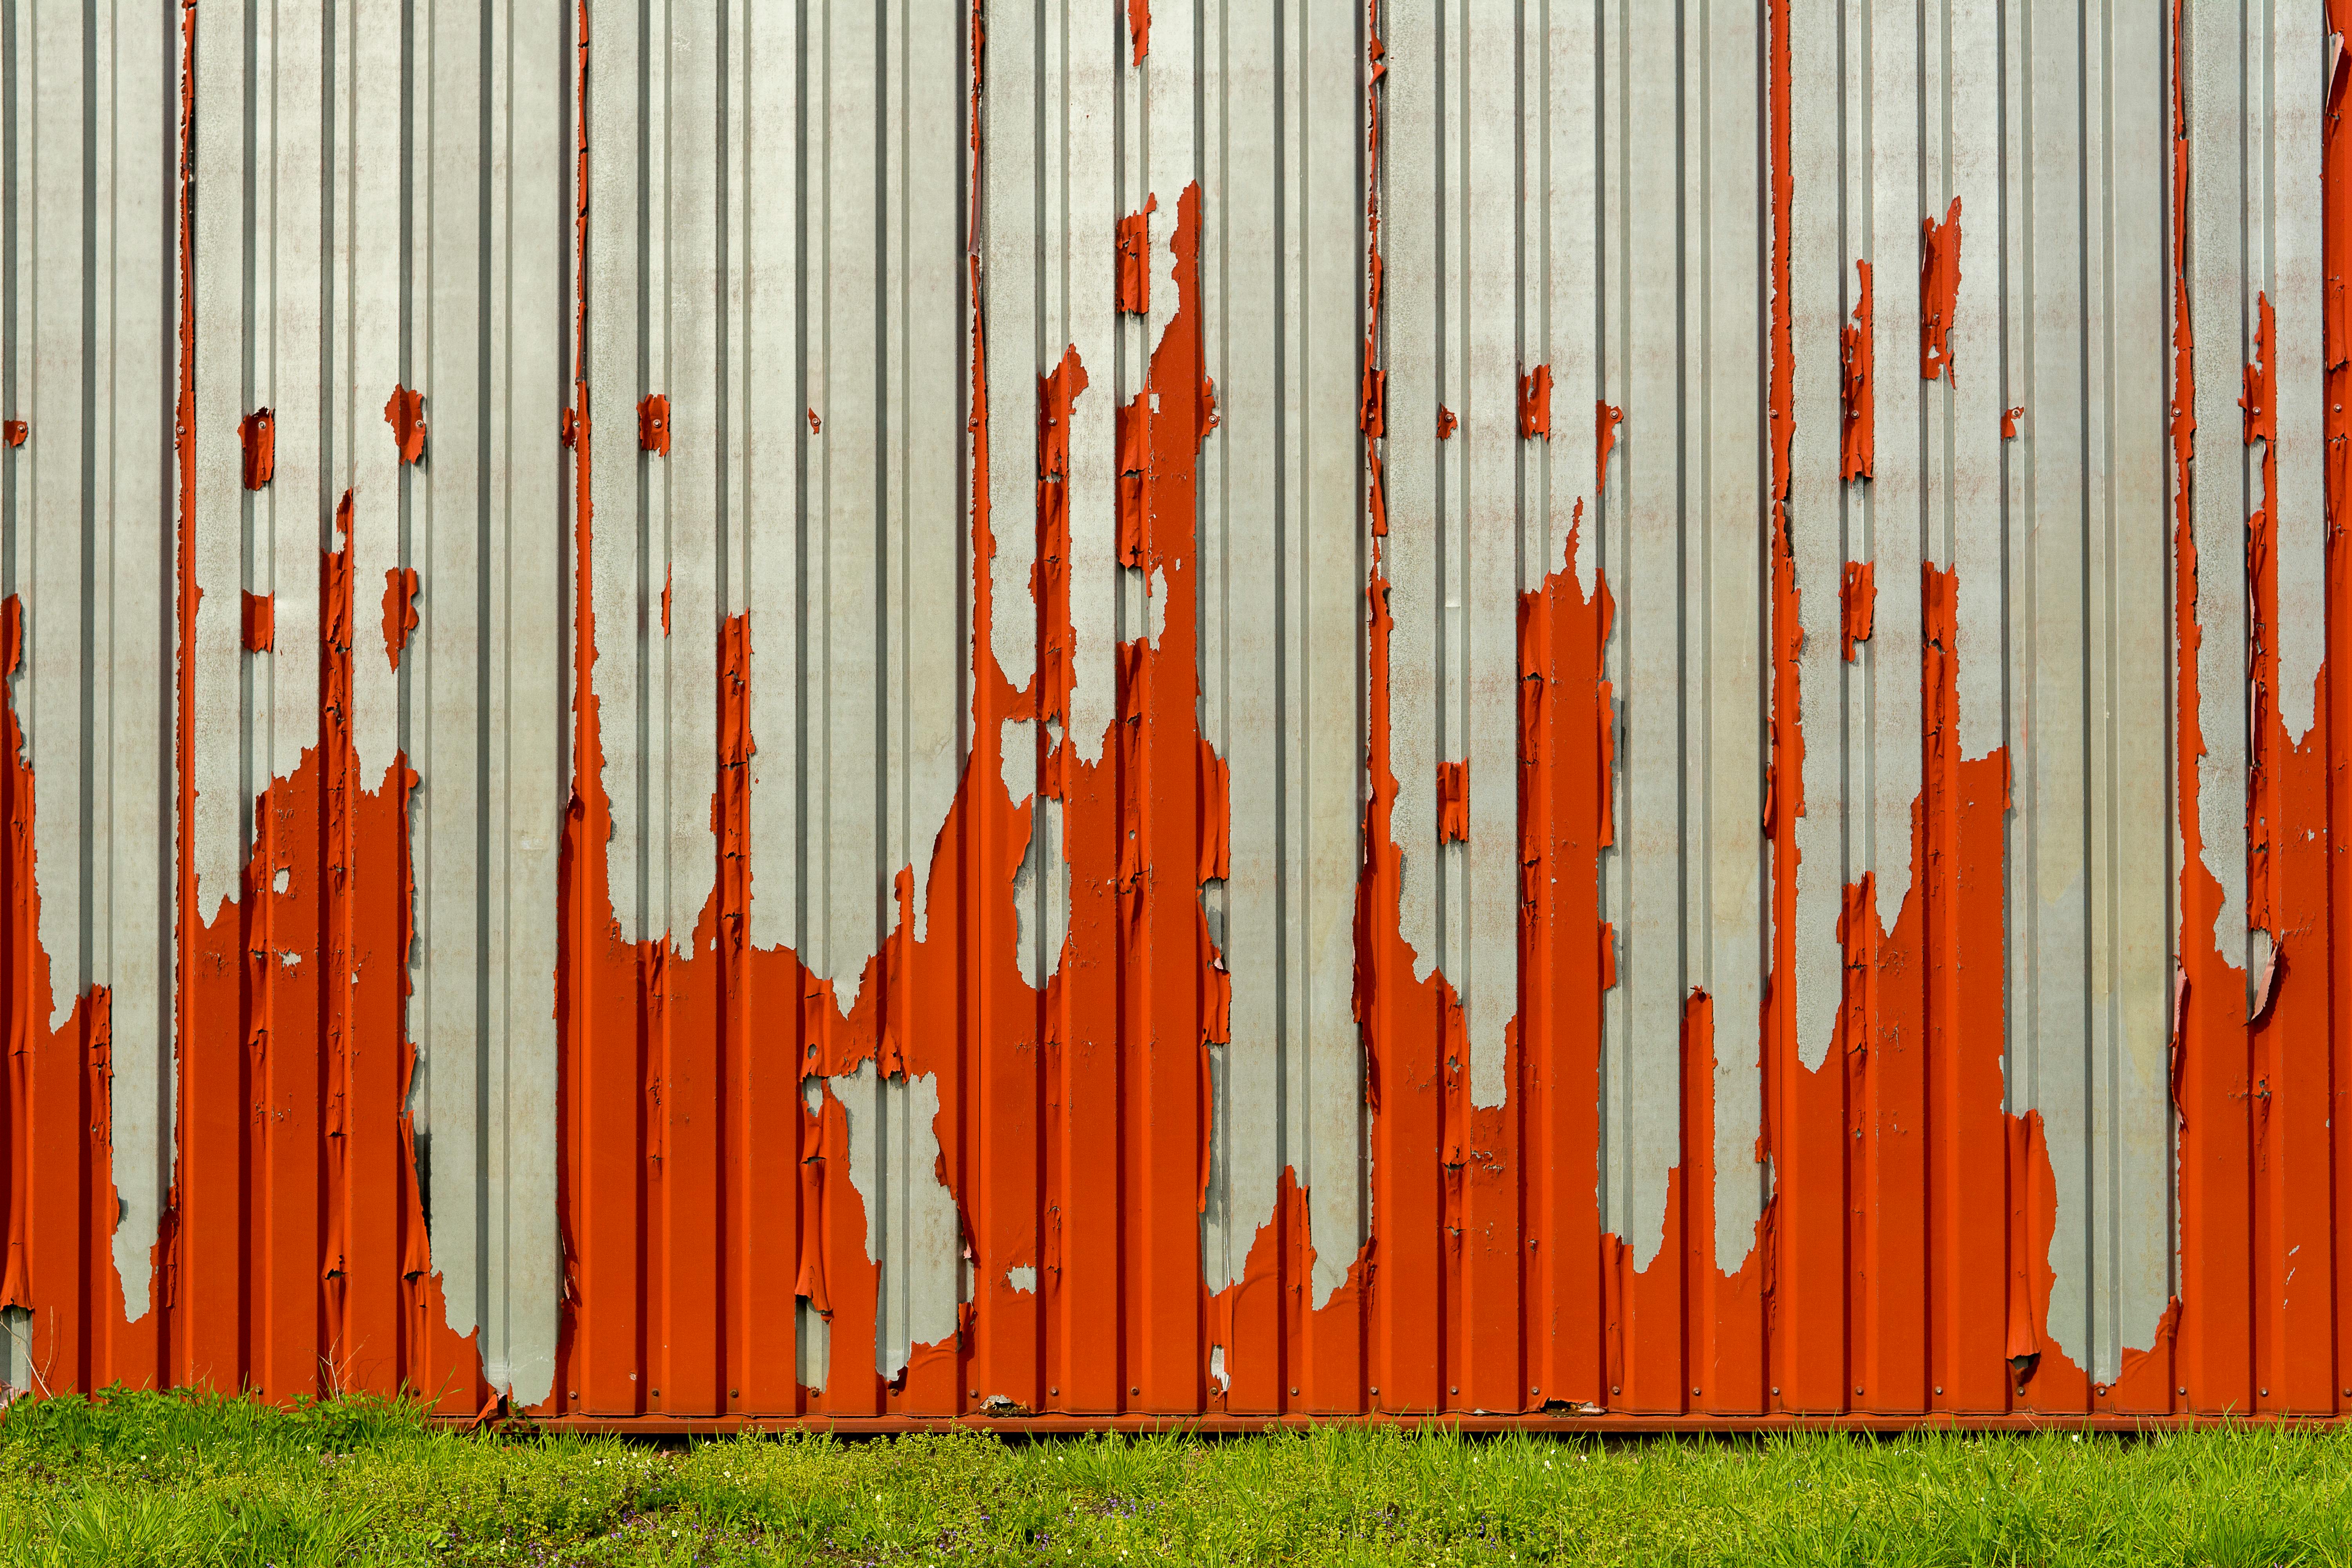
1 1392 2349 1566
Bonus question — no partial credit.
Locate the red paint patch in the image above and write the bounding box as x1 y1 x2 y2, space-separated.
1437 405 1457 440
560 408 579 449
661 567 673 638
240 408 276 490
808 407 822 436
1118 195 1158 314
1435 760 1468 843
1519 365 1552 440
1840 562 1874 661
2001 406 2024 440
1 421 22 448
1839 261 1872 480
242 591 275 653
639 393 671 455
1596 402 1623 495
1128 0 1149 64
1920 198 1961 383
383 568 419 672
384 385 426 464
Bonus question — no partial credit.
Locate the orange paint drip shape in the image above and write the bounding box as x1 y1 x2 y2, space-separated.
1436 760 1469 844
1117 194 1159 314
1595 402 1623 495
1519 365 1553 440
1920 198 1962 383
384 385 427 464
639 393 671 456
383 567 420 671
240 408 276 490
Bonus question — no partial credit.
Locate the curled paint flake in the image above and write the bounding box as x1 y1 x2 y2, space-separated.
1519 365 1553 439
1840 562 1875 661
1920 198 1962 383
1436 760 1468 843
240 408 276 489
1359 342 1386 437
560 408 579 448
1117 194 1158 314
384 385 426 464
242 591 275 653
1839 261 1873 480
382 568 420 672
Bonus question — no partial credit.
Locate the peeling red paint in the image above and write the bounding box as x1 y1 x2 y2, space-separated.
240 408 276 490
1519 365 1552 440
1840 562 1873 661
1437 405 1456 440
2169 0 2239 1416
382 569 420 672
0 586 134 1383
1435 760 1468 843
638 394 670 455
384 386 426 464
2001 405 2023 440
808 408 822 436
1920 198 1961 383
242 592 275 653
1127 0 1148 66
1595 403 1622 495
1117 195 1158 314
1 421 23 448
1839 261 1872 481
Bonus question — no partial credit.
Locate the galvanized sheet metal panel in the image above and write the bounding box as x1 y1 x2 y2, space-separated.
0 0 2347 1425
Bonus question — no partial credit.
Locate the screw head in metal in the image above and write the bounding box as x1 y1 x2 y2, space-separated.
1451 1386 1459 1395
2261 1388 2269 1397
1611 1386 1620 1396
1290 1387 1299 1397
969 1389 979 1399
730 1389 739 1399
1691 1387 1700 1397
1131 1386 1140 1397
1050 1387 1059 1396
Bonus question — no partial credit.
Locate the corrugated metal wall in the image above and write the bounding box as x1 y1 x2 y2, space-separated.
0 0 2345 1426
